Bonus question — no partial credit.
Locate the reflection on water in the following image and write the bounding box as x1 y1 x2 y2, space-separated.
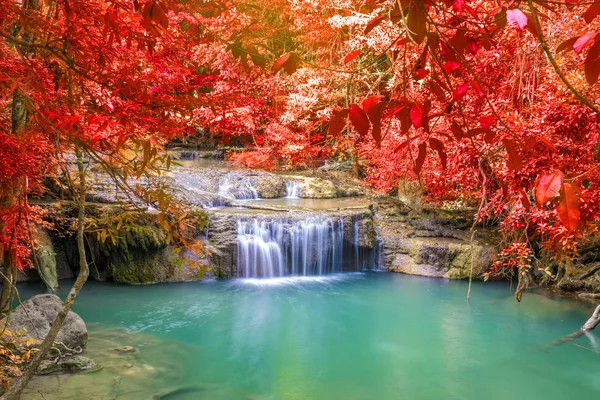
18 273 600 400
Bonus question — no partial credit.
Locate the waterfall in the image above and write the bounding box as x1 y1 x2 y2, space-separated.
285 181 301 198
353 218 362 270
236 216 346 278
372 225 385 270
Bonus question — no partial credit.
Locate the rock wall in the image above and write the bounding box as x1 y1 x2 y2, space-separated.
372 198 496 279
44 204 208 285
204 213 237 278
555 236 600 295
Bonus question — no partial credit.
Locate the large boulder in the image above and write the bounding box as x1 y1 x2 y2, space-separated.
4 294 87 348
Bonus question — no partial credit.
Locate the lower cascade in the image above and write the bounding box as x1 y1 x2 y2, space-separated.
236 215 376 278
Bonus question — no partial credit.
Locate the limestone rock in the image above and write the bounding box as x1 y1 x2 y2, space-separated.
372 198 496 279
386 237 494 279
4 294 87 348
32 227 59 291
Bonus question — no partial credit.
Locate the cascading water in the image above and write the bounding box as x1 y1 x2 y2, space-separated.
236 215 380 278
237 216 346 278
285 181 301 198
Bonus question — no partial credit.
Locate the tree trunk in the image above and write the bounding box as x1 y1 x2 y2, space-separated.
0 258 15 316
0 0 38 315
0 93 28 314
0 152 89 400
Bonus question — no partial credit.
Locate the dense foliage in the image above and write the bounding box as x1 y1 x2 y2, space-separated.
186 0 600 277
1 0 600 280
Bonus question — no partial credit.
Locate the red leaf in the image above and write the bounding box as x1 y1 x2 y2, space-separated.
518 188 531 209
344 50 361 64
414 68 430 80
484 130 495 144
449 29 466 55
414 142 427 174
525 136 538 148
272 53 291 73
328 109 349 137
574 32 596 54
506 9 527 31
390 1 403 24
584 41 600 85
393 104 413 133
452 82 469 101
409 103 425 128
524 12 538 37
535 169 564 206
272 53 299 74
471 80 484 98
452 0 465 12
283 53 300 74
362 96 386 145
450 122 464 140
428 138 447 169
478 115 495 129
349 104 370 137
466 37 479 54
557 183 581 232
364 15 386 35
556 37 579 54
440 40 456 61
502 139 522 171
584 2 600 24
443 61 460 74
465 4 478 19
407 3 427 44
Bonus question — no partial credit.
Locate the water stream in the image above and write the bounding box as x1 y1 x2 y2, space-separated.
18 274 600 400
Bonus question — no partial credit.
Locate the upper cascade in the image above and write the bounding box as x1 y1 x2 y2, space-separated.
218 175 259 200
285 181 301 198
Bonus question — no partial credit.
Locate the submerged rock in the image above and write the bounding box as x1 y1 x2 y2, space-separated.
38 355 96 375
4 294 87 348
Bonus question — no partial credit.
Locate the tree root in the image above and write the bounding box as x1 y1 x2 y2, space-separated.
48 341 83 363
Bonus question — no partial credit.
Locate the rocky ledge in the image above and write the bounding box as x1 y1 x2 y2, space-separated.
372 198 495 279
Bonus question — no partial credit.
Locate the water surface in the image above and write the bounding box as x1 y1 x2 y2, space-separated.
18 273 600 399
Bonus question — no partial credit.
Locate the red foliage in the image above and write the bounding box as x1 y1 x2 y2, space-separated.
2 0 600 275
